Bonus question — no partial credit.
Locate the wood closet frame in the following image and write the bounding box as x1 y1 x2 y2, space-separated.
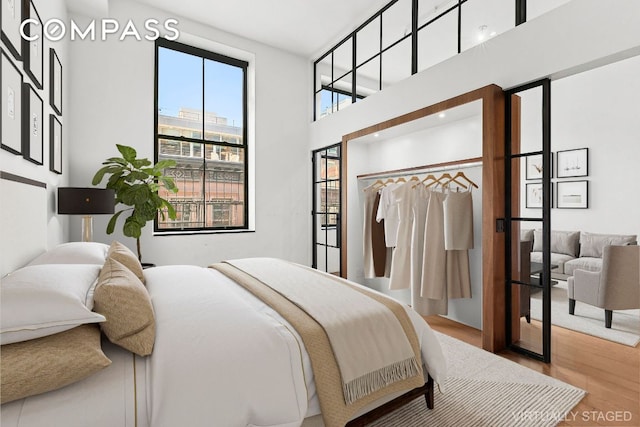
339 84 508 353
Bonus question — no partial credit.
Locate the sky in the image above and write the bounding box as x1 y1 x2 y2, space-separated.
158 47 244 127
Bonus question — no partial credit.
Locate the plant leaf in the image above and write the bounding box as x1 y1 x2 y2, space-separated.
106 210 125 234
117 144 137 162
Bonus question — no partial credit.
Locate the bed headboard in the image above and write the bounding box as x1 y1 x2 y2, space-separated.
0 172 48 276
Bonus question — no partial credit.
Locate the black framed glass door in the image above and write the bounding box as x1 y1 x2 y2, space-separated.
505 79 552 362
312 143 342 275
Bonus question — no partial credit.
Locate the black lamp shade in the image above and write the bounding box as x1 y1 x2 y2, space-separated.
58 187 115 215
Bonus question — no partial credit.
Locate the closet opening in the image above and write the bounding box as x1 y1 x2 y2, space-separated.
340 85 507 353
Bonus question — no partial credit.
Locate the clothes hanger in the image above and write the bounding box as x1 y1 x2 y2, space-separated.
409 176 420 181
363 179 386 191
448 171 479 189
438 172 467 190
413 174 437 188
395 177 406 183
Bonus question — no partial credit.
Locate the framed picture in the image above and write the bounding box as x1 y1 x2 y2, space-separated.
557 180 588 209
525 182 551 209
556 148 588 178
1 50 23 154
21 82 43 164
22 0 43 89
525 153 553 180
49 49 62 115
49 114 62 174
1 0 23 60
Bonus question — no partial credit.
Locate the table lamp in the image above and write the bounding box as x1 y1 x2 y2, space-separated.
58 187 115 242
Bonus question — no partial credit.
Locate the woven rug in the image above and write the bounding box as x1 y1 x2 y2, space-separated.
366 332 585 427
529 281 640 347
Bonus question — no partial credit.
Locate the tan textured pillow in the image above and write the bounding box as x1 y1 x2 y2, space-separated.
94 258 155 356
0 324 111 404
107 241 145 283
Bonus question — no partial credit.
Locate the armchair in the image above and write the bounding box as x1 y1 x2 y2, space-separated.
567 245 640 328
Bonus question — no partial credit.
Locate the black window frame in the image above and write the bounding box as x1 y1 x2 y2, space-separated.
154 38 250 234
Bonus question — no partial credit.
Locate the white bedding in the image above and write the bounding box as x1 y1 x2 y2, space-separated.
1 264 446 427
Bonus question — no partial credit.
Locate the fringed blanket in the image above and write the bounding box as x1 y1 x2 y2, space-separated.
210 258 424 427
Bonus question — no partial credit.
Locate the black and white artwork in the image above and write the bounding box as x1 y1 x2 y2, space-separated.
556 148 588 178
22 0 43 89
1 0 23 60
557 180 588 209
50 48 62 115
1 50 23 154
22 82 43 164
525 153 553 180
49 114 62 174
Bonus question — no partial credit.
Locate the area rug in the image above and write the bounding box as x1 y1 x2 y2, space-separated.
529 281 640 347
365 332 585 427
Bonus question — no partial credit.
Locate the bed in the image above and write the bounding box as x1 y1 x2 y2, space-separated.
1 240 447 427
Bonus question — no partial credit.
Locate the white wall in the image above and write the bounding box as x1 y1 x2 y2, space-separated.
67 0 311 266
520 54 640 239
0 0 69 253
348 114 484 329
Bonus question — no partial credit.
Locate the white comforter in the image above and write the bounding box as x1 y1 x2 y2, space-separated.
1 265 446 427
144 265 447 427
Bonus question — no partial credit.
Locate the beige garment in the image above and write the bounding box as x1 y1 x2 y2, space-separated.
421 190 448 315
444 191 473 299
411 186 447 315
444 191 474 250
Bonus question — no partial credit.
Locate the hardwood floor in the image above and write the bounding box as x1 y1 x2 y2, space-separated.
424 315 640 426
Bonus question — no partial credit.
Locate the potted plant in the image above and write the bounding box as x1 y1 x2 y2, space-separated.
92 144 178 262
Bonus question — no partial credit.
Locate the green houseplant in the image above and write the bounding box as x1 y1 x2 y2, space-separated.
92 144 178 262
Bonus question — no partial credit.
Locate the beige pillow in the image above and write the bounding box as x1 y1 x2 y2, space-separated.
580 232 637 258
107 241 145 283
0 324 111 404
94 258 155 356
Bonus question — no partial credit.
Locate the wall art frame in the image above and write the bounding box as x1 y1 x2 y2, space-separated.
556 180 588 209
49 114 62 174
1 49 23 154
525 153 553 180
1 0 23 60
556 148 588 178
22 82 43 164
49 48 62 115
22 0 43 89
525 182 553 209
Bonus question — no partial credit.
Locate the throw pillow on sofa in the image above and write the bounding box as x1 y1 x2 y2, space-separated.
532 230 580 257
579 232 637 258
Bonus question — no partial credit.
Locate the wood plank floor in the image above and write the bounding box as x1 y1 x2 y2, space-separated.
424 315 640 426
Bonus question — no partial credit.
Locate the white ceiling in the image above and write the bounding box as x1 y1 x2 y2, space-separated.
71 0 392 59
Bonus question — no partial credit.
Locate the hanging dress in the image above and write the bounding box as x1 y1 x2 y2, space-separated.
444 190 474 299
376 183 401 248
371 191 387 277
388 182 413 290
420 189 448 315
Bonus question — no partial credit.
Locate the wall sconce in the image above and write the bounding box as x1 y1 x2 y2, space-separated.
57 187 115 242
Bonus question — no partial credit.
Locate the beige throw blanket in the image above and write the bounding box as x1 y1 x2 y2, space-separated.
211 258 424 426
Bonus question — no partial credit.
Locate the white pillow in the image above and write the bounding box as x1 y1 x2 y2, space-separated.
27 242 110 266
0 264 106 345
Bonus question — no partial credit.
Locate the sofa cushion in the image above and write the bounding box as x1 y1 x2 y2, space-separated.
530 252 575 274
579 232 637 258
532 230 580 257
564 257 603 276
521 229 534 242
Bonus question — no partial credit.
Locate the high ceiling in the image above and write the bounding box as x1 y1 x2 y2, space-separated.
66 0 392 59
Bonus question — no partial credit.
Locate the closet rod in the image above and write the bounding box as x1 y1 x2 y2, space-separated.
357 156 482 181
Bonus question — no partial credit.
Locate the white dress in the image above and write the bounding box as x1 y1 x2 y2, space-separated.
388 182 413 290
376 183 401 247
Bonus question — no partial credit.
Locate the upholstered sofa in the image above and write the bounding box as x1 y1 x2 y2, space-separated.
522 230 638 279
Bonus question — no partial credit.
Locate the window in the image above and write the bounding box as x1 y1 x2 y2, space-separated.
155 38 249 232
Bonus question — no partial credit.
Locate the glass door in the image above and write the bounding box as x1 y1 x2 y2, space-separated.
505 79 552 362
312 143 342 275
